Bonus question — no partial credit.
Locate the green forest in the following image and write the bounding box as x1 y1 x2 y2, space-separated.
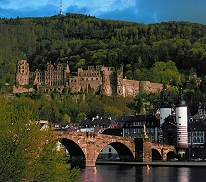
1 13 206 119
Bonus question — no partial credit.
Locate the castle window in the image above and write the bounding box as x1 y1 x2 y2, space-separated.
96 78 98 80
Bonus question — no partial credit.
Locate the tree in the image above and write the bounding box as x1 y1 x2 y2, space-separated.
103 105 122 118
62 114 71 123
0 97 80 182
127 95 145 115
76 112 87 122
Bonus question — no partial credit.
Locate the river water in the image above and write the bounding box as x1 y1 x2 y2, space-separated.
80 164 206 182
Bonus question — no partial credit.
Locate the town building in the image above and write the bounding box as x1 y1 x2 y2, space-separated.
102 112 160 143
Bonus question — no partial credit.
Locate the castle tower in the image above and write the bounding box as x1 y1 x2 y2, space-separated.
116 65 124 96
101 66 116 96
16 60 29 85
175 89 188 148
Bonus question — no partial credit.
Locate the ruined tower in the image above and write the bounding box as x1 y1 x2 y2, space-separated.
16 60 29 85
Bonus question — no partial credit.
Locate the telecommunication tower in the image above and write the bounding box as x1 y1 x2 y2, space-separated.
60 0 63 15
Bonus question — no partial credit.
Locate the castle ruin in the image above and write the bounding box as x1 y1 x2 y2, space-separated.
14 60 163 97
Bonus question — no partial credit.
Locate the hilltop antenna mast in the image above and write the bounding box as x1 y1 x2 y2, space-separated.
60 0 63 15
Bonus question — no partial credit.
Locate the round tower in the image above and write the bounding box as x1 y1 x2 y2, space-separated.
175 92 188 148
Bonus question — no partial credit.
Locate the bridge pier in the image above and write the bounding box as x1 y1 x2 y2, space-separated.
142 138 152 162
86 159 96 167
162 149 167 161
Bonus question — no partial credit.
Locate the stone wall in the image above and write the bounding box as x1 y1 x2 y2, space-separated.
122 79 140 97
140 81 163 93
16 60 29 85
13 85 34 93
14 60 163 96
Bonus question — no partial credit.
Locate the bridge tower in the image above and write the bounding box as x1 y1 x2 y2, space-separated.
176 88 188 148
160 95 172 125
160 91 172 143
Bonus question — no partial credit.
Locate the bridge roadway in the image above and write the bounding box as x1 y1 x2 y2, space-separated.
55 131 176 167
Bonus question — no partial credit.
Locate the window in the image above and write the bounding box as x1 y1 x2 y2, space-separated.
201 137 204 143
125 129 129 134
133 122 138 126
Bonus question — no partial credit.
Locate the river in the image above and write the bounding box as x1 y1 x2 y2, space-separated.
80 164 206 182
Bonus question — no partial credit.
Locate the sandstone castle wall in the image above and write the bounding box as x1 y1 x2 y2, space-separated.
14 60 163 96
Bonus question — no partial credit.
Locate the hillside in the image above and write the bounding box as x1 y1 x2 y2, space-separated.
0 13 206 87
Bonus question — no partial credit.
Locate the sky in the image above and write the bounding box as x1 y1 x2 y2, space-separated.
0 0 206 25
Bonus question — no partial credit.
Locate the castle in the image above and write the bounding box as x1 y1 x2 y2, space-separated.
13 60 163 97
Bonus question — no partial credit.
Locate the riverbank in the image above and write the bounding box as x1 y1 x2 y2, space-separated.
96 160 206 167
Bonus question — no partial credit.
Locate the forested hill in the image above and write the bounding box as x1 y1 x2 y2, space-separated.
1 13 206 86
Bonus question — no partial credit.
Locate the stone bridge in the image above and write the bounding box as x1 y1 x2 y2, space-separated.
152 143 176 161
56 131 176 166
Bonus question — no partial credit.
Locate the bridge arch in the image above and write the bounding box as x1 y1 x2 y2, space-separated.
97 142 135 162
152 149 162 161
167 151 177 160
60 138 86 167
57 132 135 166
152 144 177 161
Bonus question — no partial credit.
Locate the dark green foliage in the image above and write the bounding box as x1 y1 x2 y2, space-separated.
0 97 80 182
1 14 206 115
1 15 206 87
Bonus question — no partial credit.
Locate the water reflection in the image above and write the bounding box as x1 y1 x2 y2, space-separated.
177 168 190 182
80 165 206 182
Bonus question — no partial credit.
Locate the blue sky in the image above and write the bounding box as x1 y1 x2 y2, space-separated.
0 0 206 24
